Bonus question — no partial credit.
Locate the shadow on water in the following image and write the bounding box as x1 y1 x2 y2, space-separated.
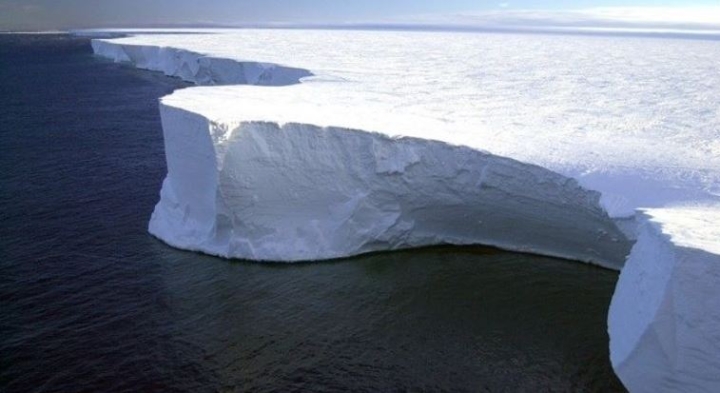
0 34 626 392
150 243 626 393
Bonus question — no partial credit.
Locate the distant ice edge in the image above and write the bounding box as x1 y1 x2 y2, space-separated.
91 39 312 86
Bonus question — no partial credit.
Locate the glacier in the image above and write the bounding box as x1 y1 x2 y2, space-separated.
90 29 720 392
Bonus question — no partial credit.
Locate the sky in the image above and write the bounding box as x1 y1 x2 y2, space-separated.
1 0 719 31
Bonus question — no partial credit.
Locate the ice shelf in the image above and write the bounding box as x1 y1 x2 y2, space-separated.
91 29 720 392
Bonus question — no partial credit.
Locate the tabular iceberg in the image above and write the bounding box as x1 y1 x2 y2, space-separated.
93 37 631 267
90 29 720 393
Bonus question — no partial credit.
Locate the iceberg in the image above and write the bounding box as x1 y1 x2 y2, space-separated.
90 28 720 392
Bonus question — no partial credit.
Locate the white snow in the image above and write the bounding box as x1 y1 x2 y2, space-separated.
90 28 720 392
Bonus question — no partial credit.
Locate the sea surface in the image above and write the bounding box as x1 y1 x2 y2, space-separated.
0 34 626 392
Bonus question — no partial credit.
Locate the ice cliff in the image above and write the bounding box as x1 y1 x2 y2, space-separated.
609 206 720 393
91 30 720 393
91 39 312 86
152 104 628 265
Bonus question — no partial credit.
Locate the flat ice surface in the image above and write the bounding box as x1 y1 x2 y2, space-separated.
96 29 720 218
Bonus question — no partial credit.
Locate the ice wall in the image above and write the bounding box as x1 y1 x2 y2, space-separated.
151 103 630 266
609 206 720 393
91 39 312 86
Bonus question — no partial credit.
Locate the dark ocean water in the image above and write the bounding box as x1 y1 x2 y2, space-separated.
0 34 626 393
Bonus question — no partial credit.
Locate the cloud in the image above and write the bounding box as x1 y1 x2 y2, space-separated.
583 6 720 26
392 6 720 31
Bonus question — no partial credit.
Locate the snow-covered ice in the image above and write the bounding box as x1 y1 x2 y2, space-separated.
91 28 720 392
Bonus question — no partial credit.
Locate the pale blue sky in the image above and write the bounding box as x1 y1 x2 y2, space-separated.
0 0 718 30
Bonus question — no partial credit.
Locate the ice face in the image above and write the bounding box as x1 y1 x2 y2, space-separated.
609 206 720 393
148 103 630 266
91 39 312 86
